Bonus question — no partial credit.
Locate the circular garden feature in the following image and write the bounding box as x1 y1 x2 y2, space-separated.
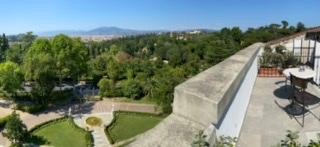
86 116 103 126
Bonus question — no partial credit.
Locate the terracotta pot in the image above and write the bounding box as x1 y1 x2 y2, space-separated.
258 67 283 77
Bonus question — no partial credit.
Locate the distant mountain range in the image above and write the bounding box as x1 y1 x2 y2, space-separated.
37 26 216 36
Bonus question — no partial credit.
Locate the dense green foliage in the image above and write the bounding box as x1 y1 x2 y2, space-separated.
259 45 298 68
105 111 165 144
31 117 93 147
3 111 29 146
0 21 308 113
0 61 23 97
90 21 306 112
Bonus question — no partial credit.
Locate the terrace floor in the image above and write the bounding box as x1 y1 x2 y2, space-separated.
238 77 320 147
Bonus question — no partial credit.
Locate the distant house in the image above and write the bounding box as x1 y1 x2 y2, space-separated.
188 30 201 34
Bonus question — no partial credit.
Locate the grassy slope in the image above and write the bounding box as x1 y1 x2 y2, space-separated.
107 112 165 143
33 119 89 147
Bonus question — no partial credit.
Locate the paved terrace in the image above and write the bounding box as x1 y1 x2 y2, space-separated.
238 78 320 147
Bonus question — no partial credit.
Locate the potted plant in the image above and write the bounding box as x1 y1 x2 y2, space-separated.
283 51 298 68
258 45 286 76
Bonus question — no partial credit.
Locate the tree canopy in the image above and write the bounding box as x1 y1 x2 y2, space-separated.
0 61 23 97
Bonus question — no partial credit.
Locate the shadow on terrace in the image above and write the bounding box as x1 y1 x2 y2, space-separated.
238 77 320 147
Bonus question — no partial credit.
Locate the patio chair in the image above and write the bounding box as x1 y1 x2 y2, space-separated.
289 73 310 127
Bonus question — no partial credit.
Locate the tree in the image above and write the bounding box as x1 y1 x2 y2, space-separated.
0 33 9 62
52 35 88 86
106 59 124 81
23 39 56 104
98 78 117 97
0 61 23 97
89 53 111 78
167 47 184 66
5 44 24 64
71 38 89 80
296 22 306 32
52 34 74 88
20 32 37 50
281 20 289 29
4 111 28 146
123 79 143 99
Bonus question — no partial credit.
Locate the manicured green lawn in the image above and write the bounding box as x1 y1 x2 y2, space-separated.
106 112 165 143
32 118 92 147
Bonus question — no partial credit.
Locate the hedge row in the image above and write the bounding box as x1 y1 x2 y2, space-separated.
29 116 93 147
16 103 47 114
105 111 117 144
29 116 68 133
105 111 165 144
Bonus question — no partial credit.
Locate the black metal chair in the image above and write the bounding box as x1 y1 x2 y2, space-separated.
288 73 311 127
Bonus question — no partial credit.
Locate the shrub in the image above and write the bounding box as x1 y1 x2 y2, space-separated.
264 45 272 53
283 52 298 68
275 130 320 147
161 103 172 114
122 79 143 99
259 52 274 67
215 136 237 147
275 45 286 54
15 103 47 114
191 130 209 147
50 89 73 103
0 115 11 129
98 78 121 97
260 48 297 68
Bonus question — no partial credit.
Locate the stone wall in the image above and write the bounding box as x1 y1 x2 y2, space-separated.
173 43 264 126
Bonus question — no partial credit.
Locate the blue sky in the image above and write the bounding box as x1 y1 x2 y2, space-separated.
0 0 319 34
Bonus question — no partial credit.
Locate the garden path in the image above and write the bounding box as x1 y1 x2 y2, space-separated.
73 113 113 147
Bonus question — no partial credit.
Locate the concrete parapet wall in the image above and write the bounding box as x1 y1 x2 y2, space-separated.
173 43 264 126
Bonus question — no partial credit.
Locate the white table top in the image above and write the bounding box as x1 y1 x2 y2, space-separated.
283 67 315 79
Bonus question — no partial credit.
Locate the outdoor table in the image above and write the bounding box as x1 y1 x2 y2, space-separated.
283 67 315 79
